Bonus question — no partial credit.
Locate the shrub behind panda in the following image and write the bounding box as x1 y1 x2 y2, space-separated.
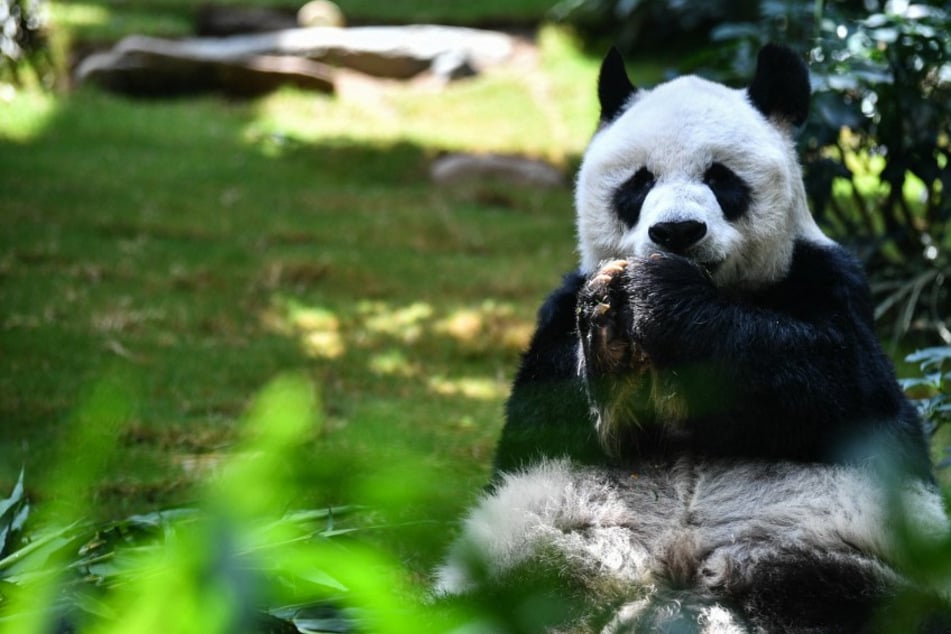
434 45 949 633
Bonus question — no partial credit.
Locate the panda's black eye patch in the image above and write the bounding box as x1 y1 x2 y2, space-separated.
703 162 751 222
613 167 655 228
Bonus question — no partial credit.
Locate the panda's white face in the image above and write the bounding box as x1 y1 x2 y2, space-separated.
575 75 829 289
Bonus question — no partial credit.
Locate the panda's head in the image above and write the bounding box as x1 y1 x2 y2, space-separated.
575 44 831 289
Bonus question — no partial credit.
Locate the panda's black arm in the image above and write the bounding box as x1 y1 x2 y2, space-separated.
627 242 931 475
492 271 605 476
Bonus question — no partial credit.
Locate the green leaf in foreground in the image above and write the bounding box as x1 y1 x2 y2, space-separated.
0 375 472 634
0 469 28 559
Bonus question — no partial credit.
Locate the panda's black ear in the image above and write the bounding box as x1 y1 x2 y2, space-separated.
598 47 637 123
747 44 810 126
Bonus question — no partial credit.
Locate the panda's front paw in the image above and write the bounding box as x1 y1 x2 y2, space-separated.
577 260 637 377
578 260 654 456
624 253 715 366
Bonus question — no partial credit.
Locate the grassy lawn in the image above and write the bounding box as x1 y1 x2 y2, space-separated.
1 0 627 558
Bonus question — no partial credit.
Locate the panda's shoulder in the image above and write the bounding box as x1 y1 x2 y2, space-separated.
788 239 865 281
758 239 874 324
783 239 869 297
536 270 586 329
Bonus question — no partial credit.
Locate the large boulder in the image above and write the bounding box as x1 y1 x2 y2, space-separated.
74 25 516 96
308 25 514 77
75 36 335 97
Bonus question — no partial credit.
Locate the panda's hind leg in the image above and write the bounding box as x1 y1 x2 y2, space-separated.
716 545 904 633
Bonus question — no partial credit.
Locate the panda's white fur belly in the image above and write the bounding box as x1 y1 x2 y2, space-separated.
435 458 947 632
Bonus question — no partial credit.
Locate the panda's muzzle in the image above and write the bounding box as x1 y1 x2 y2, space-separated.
648 220 707 254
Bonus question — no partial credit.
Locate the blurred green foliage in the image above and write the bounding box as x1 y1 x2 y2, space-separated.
903 346 951 468
551 0 757 53
0 375 619 633
711 1 950 347
0 0 51 87
0 376 442 634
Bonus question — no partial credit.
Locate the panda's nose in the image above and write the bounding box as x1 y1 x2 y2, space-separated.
648 220 707 253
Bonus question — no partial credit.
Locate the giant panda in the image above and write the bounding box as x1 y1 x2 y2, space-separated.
434 45 949 633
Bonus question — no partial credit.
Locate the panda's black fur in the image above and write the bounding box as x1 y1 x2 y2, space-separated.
435 45 948 633
497 240 932 480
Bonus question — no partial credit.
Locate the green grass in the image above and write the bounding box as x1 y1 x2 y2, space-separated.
0 21 604 531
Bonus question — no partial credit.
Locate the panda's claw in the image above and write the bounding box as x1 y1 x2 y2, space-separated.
584 259 630 299
599 258 630 278
602 259 630 274
578 259 638 376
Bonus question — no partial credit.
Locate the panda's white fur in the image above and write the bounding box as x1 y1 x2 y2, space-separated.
435 459 948 631
436 460 950 594
575 75 830 288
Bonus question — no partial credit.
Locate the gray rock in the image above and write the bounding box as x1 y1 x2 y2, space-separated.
75 36 334 97
432 50 477 81
305 25 513 77
430 153 565 188
75 25 515 94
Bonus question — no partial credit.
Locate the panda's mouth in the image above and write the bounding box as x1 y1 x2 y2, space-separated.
648 248 723 279
698 259 722 274
630 242 724 277
691 257 724 279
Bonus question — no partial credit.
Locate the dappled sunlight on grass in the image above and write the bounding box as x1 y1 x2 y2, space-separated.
261 296 534 378
368 348 418 378
360 301 434 343
295 305 345 359
0 91 59 142
427 375 508 401
302 329 346 359
436 301 534 353
260 299 345 359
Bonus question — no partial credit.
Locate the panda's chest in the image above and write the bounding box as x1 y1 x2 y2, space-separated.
545 459 887 587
